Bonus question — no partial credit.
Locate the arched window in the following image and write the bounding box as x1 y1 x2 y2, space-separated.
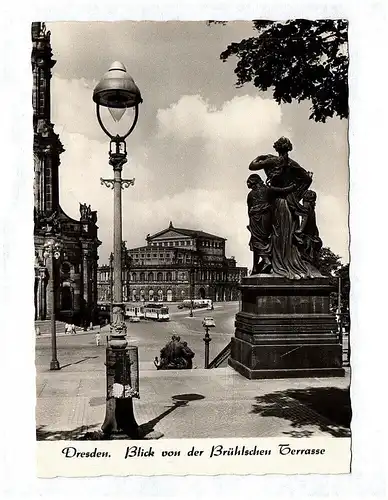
148 272 154 282
140 290 145 301
166 271 172 282
140 272 145 282
158 289 163 301
166 289 173 302
132 289 137 302
132 272 136 282
157 272 163 282
148 289 154 301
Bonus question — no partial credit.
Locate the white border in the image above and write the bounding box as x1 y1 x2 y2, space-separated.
1 0 387 498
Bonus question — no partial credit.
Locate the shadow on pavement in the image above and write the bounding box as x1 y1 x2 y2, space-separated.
36 423 100 441
139 393 205 437
37 394 206 441
60 356 99 369
172 393 205 402
252 386 351 437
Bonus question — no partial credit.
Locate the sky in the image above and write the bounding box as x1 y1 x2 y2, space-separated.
47 21 349 269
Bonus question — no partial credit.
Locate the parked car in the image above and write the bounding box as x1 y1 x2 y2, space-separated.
130 316 141 323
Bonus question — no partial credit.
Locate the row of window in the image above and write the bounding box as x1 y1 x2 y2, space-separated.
134 272 177 282
99 289 179 302
150 240 193 247
98 271 242 283
144 239 224 249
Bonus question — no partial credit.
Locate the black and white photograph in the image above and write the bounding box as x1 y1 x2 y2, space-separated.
31 18 353 474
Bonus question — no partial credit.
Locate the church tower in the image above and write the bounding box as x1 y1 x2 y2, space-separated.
33 22 101 325
32 22 63 216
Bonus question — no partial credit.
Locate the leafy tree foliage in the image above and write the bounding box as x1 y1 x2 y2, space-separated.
336 263 350 326
213 19 349 122
316 246 342 276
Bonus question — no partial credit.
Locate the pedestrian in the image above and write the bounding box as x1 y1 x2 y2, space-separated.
95 332 101 346
64 323 70 335
71 323 77 335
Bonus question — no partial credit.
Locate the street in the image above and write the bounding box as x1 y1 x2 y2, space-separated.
36 302 239 373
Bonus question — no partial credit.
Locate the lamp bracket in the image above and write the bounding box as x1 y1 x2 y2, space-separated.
100 177 135 190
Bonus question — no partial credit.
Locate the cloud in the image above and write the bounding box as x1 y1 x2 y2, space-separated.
51 76 104 140
316 193 350 261
156 94 282 146
56 84 348 268
124 188 251 267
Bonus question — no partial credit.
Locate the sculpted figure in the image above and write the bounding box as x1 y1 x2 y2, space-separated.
295 190 323 266
181 341 195 369
91 210 98 224
247 173 296 274
79 203 92 221
249 137 321 279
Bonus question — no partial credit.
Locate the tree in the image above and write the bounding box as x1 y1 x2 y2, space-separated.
212 19 348 123
315 247 350 327
316 246 342 276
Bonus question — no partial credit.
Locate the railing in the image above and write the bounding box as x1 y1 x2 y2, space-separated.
206 334 350 370
208 341 231 369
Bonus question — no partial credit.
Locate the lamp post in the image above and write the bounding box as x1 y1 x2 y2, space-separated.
109 251 113 319
189 267 194 317
202 317 216 368
93 61 143 439
43 237 62 371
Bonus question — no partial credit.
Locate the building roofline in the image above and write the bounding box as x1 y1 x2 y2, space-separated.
148 223 226 242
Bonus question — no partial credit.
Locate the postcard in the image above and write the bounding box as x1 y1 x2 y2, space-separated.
32 19 351 477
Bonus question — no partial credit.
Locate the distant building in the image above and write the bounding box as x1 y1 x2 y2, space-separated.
33 22 100 324
97 222 247 303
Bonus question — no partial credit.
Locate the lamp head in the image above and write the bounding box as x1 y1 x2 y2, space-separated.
93 61 142 111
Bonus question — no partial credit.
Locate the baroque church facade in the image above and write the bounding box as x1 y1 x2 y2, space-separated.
33 22 100 324
97 222 247 303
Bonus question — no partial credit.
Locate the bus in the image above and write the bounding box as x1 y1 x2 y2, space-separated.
180 299 213 310
144 303 170 321
124 303 145 320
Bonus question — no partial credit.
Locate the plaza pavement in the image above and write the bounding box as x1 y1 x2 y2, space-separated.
36 360 351 440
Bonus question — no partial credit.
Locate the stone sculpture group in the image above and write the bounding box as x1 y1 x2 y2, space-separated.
154 335 195 370
247 137 323 279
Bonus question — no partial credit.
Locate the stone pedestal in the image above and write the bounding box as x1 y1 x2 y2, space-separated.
229 275 345 379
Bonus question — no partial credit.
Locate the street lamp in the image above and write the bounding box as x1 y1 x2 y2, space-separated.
43 237 63 371
93 61 142 438
202 317 216 368
189 267 194 317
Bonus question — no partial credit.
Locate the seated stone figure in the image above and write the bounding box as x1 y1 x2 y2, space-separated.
154 335 195 370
